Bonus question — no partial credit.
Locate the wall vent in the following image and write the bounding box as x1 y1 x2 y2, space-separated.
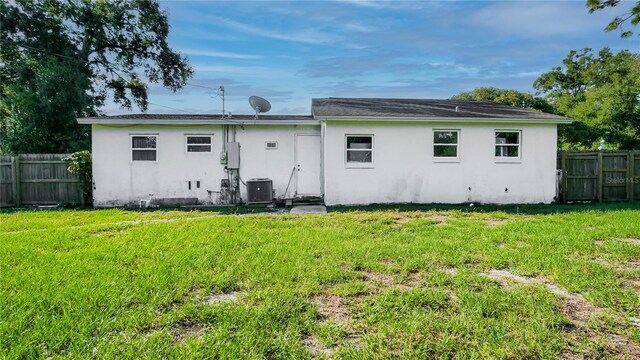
265 141 278 150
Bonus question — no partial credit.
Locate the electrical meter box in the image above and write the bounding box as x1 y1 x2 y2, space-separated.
227 142 240 169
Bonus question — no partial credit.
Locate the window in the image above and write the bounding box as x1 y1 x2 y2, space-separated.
346 135 373 165
131 135 157 161
265 141 278 150
433 130 459 158
186 135 212 153
495 131 520 158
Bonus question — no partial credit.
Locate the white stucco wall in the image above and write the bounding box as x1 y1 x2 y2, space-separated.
92 125 225 207
236 125 320 200
322 121 558 206
91 124 320 207
92 120 558 207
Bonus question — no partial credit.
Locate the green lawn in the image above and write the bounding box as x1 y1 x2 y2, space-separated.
1 205 639 359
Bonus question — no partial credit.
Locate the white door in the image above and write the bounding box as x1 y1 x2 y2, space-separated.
295 134 321 196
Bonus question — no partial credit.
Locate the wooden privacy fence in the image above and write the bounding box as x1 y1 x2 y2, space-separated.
0 154 83 207
559 150 640 203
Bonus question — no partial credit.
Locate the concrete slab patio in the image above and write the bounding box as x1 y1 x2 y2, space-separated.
289 205 327 215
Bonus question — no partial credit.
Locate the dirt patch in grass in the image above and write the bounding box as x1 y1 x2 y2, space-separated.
481 270 568 296
397 271 422 291
443 267 458 276
387 212 449 226
202 291 242 305
361 271 394 287
174 323 204 342
425 214 448 225
91 230 120 237
360 268 426 292
310 294 351 323
481 269 640 358
303 334 335 358
379 258 397 267
306 294 363 357
485 219 509 227
623 279 640 292
595 257 640 272
615 237 640 245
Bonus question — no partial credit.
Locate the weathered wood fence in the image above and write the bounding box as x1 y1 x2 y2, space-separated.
0 154 83 207
559 150 640 203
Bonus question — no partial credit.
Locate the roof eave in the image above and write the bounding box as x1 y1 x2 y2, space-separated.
317 116 573 124
77 118 320 126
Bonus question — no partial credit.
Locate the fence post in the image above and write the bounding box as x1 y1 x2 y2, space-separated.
630 151 635 202
560 151 567 204
9 156 17 206
14 155 21 207
597 151 603 202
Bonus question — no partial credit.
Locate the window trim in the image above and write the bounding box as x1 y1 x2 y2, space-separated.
494 130 522 162
130 134 158 163
433 129 460 162
345 134 374 168
185 134 213 154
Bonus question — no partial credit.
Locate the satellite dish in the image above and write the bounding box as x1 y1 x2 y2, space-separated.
249 96 271 119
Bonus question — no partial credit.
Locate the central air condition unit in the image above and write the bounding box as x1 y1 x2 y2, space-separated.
246 178 273 204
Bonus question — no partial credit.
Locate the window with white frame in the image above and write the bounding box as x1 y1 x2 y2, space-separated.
131 135 157 161
186 135 212 153
346 135 373 164
495 131 520 158
433 130 459 158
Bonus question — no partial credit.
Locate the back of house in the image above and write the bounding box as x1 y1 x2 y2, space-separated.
78 98 571 207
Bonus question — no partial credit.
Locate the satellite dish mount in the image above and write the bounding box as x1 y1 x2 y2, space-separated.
249 96 271 120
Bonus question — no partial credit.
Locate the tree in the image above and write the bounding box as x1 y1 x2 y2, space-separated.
0 0 192 154
587 0 640 38
534 48 640 149
451 87 553 113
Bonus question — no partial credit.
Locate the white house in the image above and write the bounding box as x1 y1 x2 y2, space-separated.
77 98 571 207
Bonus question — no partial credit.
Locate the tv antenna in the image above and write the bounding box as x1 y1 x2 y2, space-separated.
219 86 227 119
249 96 271 120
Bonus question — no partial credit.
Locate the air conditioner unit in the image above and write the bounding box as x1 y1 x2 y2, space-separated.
246 178 273 204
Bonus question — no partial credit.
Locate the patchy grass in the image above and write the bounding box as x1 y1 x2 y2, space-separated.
1 205 639 358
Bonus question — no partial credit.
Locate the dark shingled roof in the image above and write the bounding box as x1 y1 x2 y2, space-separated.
311 98 567 120
90 114 315 121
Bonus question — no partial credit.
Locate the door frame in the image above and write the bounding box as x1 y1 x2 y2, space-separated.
294 133 322 197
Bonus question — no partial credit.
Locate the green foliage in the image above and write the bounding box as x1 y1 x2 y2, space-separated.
0 0 192 154
0 207 639 357
63 150 92 203
587 0 640 38
534 48 640 149
451 87 553 113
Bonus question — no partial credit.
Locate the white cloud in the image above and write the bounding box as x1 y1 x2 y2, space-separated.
338 0 426 10
471 1 629 37
193 64 292 78
180 48 263 60
209 16 338 45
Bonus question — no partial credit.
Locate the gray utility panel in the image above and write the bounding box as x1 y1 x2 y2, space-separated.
227 142 240 169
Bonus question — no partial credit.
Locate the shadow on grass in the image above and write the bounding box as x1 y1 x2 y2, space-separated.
3 202 640 216
327 202 640 215
0 205 279 215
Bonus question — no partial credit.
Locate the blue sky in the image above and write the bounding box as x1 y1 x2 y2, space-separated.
107 0 638 115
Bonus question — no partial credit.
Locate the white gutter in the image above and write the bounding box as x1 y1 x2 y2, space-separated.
77 118 320 126
317 116 573 124
78 116 572 126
